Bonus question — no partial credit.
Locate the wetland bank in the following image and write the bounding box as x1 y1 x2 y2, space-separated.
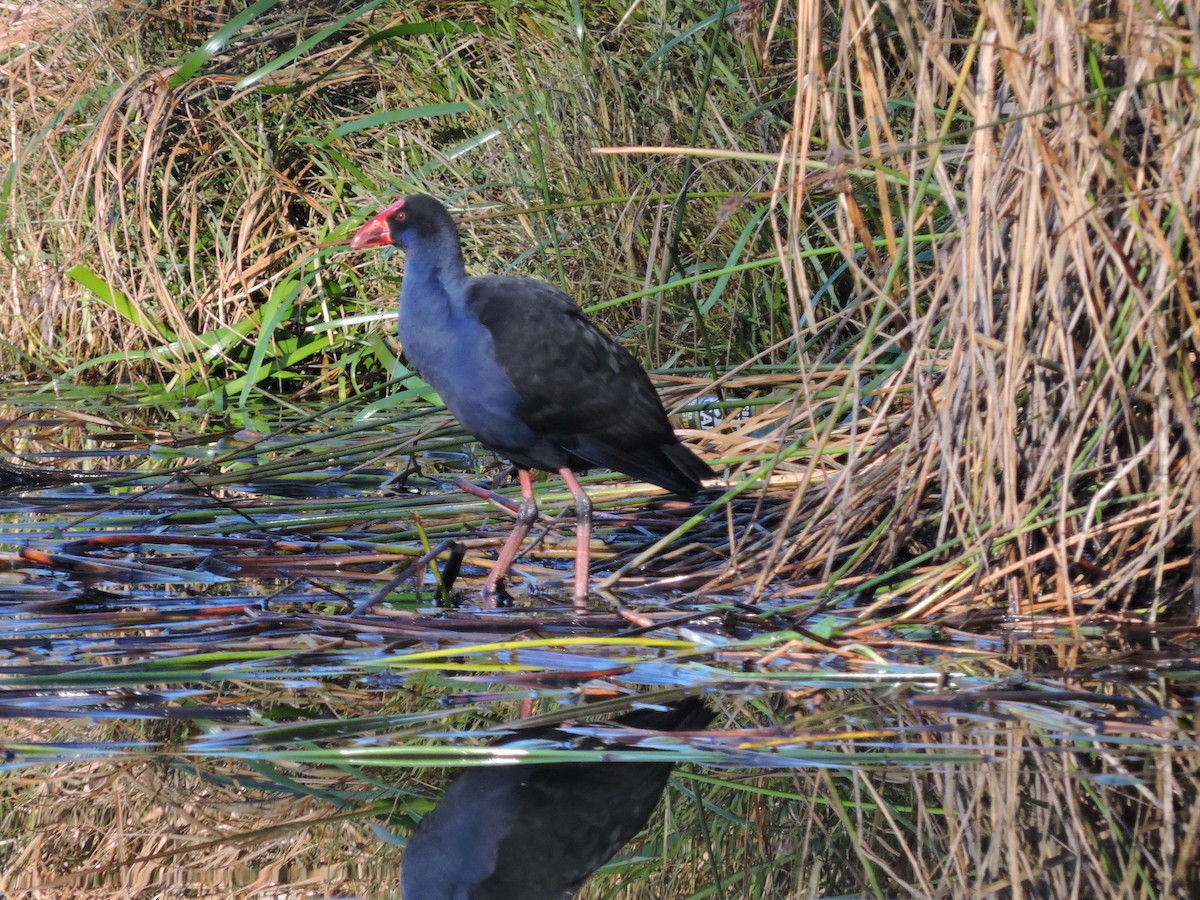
2 0 1198 896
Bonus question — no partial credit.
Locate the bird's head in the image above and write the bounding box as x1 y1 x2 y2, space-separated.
349 194 454 251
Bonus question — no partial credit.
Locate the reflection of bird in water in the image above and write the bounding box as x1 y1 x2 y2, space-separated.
401 698 714 900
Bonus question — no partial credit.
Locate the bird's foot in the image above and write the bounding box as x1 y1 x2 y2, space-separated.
480 582 513 608
571 584 589 612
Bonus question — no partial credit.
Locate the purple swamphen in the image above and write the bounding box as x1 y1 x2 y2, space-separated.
350 195 714 608
400 698 714 899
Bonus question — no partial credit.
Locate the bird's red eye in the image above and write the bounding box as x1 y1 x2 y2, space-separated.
394 210 407 222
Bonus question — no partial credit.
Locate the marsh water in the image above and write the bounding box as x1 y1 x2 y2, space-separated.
2 391 1197 898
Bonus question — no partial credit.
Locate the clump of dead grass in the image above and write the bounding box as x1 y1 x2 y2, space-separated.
685 0 1200 621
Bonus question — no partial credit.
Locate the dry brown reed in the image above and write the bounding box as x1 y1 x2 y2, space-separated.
702 0 1200 622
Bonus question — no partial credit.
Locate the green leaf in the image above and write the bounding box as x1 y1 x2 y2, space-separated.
240 275 302 407
700 204 767 315
639 9 725 75
332 96 517 139
67 264 175 342
234 0 393 91
169 0 283 89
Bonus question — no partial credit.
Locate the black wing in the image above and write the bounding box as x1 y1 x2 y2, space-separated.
467 275 712 495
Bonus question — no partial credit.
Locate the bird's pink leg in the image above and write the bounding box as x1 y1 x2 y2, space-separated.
481 468 537 605
558 468 592 610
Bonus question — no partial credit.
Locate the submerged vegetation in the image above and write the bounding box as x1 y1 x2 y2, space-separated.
2 0 1199 896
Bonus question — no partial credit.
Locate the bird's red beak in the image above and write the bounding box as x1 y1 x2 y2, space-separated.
350 199 405 249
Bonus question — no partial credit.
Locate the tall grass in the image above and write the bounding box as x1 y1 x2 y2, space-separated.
2 0 1197 621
